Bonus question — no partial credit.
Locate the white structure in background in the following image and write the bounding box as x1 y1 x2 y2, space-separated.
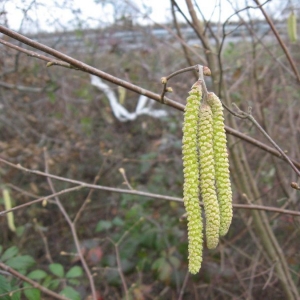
90 75 168 122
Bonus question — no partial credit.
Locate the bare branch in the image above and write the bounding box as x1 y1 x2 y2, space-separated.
0 157 300 217
254 0 300 83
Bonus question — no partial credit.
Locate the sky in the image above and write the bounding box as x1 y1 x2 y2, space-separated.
1 0 298 33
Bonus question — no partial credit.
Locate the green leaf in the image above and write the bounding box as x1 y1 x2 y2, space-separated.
152 257 172 281
1 246 18 262
66 266 83 279
152 257 166 271
49 263 64 278
60 286 80 300
6 255 35 271
16 225 26 237
0 275 21 300
169 256 180 269
95 220 112 232
40 275 52 289
0 275 11 300
23 282 41 300
47 278 61 290
27 270 47 280
0 245 3 256
67 279 80 286
10 290 21 300
159 262 172 282
112 216 124 227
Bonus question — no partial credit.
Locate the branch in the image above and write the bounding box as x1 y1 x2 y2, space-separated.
0 38 75 69
0 26 299 171
0 158 300 217
43 150 97 300
253 0 300 83
0 26 182 110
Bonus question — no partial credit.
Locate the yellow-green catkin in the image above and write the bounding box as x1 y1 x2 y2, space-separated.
287 12 297 43
182 81 203 274
3 188 16 232
198 103 220 249
207 92 233 236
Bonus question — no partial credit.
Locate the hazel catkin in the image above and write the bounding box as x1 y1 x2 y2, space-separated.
207 92 233 236
182 81 203 274
198 103 220 249
287 12 297 43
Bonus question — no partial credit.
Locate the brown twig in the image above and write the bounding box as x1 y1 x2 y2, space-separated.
254 0 300 83
232 104 300 177
0 262 68 300
0 157 300 217
34 218 54 264
0 38 74 69
178 270 190 300
160 65 211 102
43 149 97 300
107 218 144 299
119 168 134 190
170 1 197 78
0 26 181 109
0 26 299 172
73 168 104 224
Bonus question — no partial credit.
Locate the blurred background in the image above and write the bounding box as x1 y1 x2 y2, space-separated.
0 0 300 299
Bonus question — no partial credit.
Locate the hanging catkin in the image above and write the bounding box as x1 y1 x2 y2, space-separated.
182 80 233 273
182 81 203 274
198 103 220 249
207 92 232 236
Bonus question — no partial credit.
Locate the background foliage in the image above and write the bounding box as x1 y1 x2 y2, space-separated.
0 0 300 299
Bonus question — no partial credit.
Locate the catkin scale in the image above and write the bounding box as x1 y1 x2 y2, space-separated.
182 82 203 274
207 92 233 236
198 104 220 249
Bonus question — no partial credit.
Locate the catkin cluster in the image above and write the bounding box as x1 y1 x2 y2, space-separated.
182 82 232 274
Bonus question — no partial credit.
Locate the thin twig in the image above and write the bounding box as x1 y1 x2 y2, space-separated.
0 158 300 216
232 104 300 177
178 270 189 300
0 185 84 215
254 0 300 83
160 65 211 102
0 262 68 300
0 26 298 167
218 0 272 92
73 168 104 224
43 149 97 300
34 219 54 264
108 217 144 299
0 38 75 69
73 153 110 223
0 26 181 109
119 168 134 190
